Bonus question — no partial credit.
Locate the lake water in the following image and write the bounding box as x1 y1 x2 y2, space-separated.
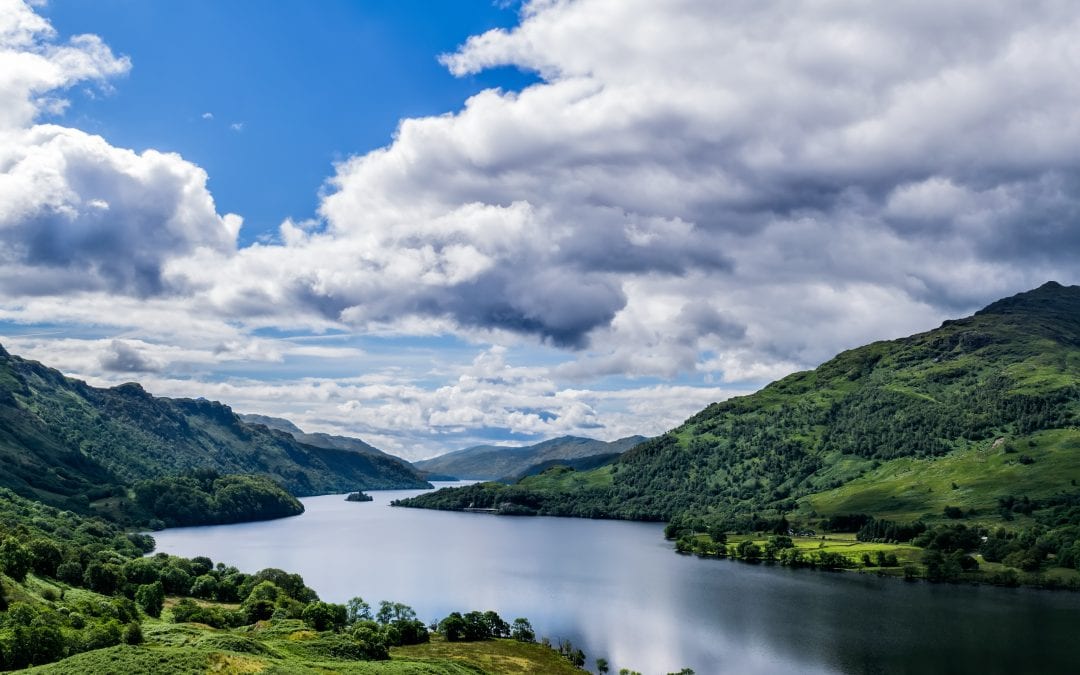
151 483 1080 674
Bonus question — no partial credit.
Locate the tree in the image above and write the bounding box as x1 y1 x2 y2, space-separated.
302 601 348 632
596 657 610 673
135 581 165 618
190 574 219 599
346 596 372 623
27 538 63 578
483 610 510 638
511 617 535 642
83 562 122 594
0 537 31 581
56 560 83 585
376 601 417 625
159 565 193 595
124 621 144 645
736 540 761 561
439 612 467 641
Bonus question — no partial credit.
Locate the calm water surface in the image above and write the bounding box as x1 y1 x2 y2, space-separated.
151 483 1080 674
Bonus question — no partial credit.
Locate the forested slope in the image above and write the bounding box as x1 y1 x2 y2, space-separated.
0 344 429 516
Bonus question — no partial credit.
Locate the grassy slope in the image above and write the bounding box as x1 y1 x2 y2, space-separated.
803 428 1080 521
395 635 584 675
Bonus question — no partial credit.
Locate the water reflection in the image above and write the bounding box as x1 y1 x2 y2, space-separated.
151 484 1080 674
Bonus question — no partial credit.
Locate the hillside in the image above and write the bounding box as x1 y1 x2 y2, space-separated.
413 435 646 480
238 413 422 470
399 282 1080 532
0 344 430 516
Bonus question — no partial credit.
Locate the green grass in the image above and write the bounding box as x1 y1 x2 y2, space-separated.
394 635 584 674
726 533 923 568
28 621 582 675
517 464 614 491
801 429 1080 521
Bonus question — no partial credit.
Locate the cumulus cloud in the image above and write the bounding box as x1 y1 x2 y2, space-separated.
0 0 240 297
0 125 241 295
159 0 1080 372
0 0 130 129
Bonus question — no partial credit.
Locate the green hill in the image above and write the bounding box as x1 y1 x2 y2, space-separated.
0 344 430 517
398 282 1080 530
413 435 646 481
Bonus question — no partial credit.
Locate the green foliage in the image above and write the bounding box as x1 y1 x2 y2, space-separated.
346 596 372 623
301 601 347 631
437 609 511 643
0 538 31 581
132 470 303 527
510 617 535 642
134 581 164 618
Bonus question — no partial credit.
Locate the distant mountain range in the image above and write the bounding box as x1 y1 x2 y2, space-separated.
238 413 402 461
0 345 430 516
413 435 648 481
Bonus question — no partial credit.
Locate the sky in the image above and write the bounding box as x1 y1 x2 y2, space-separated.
1 0 1078 460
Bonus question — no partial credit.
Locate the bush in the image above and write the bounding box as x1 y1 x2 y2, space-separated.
124 621 144 645
301 601 348 632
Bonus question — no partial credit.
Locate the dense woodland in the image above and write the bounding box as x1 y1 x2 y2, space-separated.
131 470 304 528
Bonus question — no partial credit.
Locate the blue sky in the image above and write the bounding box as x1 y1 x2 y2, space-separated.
2 1 1079 459
41 0 536 245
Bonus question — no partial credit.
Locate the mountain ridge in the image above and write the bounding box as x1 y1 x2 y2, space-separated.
0 345 431 516
413 435 647 480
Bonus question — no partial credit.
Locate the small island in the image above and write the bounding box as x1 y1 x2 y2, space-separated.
346 491 374 502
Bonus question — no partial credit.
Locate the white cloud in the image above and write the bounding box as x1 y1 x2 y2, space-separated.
158 0 1080 370
0 1 240 297
0 0 130 129
0 125 241 295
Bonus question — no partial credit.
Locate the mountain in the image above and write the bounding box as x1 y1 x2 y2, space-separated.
238 413 404 462
0 343 430 515
399 282 1080 530
413 435 647 480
